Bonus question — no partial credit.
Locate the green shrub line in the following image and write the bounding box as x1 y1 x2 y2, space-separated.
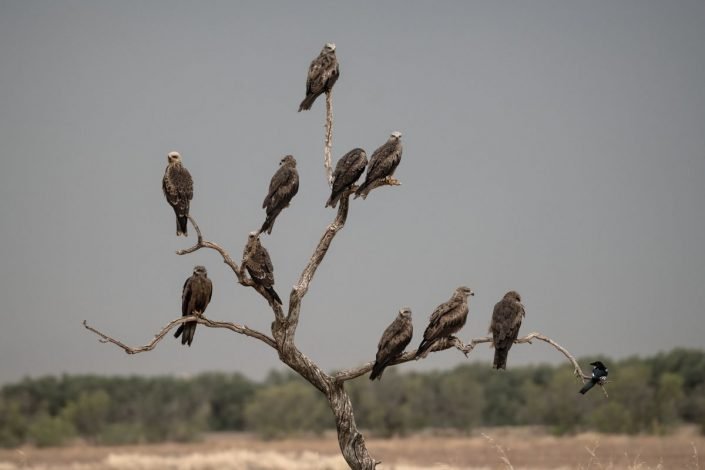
1 348 703 447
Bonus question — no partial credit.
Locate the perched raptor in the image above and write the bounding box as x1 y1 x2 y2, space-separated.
416 287 474 358
162 151 193 236
489 291 526 369
370 307 413 380
326 148 367 208
243 232 282 305
261 155 299 235
355 132 403 199
299 43 339 112
580 361 609 395
174 265 212 347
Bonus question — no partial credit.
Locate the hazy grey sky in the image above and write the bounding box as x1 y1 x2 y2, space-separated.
1 1 703 384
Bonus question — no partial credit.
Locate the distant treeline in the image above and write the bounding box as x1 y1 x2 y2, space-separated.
1 348 704 447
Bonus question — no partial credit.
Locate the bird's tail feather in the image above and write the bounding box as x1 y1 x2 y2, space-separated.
298 94 316 112
325 193 339 208
493 348 509 370
260 216 274 235
579 380 596 395
176 214 188 237
416 339 433 358
174 325 183 339
266 286 282 305
185 322 196 346
369 361 386 381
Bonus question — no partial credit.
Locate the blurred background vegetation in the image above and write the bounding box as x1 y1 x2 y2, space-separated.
1 348 703 447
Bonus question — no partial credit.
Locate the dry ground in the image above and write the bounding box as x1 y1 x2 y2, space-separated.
0 427 702 469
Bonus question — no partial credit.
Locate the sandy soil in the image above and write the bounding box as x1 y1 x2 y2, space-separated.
0 427 702 469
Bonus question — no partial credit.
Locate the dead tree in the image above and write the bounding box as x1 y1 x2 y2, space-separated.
83 46 605 470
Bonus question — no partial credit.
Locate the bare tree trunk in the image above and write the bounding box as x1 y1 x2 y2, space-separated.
328 382 377 470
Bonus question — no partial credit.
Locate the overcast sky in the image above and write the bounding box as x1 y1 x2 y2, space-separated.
0 1 703 384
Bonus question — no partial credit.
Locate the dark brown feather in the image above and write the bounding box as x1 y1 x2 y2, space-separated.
174 266 212 346
243 234 282 305
299 45 339 112
326 148 367 208
370 309 413 380
162 157 193 236
489 291 525 369
416 287 473 358
355 135 402 199
261 155 299 235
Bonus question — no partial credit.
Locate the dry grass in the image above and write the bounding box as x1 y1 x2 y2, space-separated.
0 428 702 469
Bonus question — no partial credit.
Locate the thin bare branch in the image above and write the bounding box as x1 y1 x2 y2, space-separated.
334 336 466 382
286 188 352 333
176 216 285 322
355 176 402 200
324 90 334 187
83 315 276 353
335 331 607 398
176 216 242 276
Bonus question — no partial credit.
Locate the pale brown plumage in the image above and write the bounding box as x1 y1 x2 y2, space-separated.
243 232 281 305
416 287 474 358
174 266 212 346
162 151 193 236
261 155 299 235
355 132 403 199
489 291 525 369
299 43 339 112
326 148 367 208
370 308 413 380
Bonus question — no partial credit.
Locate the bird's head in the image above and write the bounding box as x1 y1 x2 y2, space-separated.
390 131 402 141
167 151 182 164
399 307 412 319
590 361 607 369
458 286 474 297
323 43 336 53
280 155 297 167
193 265 207 277
504 291 522 302
248 231 259 240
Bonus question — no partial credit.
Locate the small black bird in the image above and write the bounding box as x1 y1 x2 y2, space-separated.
579 361 608 394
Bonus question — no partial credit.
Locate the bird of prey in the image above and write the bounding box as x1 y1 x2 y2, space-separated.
162 151 194 236
298 43 339 112
579 361 609 395
416 287 474 358
489 291 526 370
355 132 403 199
243 232 282 305
370 307 413 380
326 148 367 208
261 155 299 235
174 265 212 347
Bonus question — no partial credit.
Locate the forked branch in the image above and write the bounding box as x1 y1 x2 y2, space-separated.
83 315 277 353
176 216 285 321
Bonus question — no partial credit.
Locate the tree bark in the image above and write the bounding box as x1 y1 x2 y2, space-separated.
328 382 377 469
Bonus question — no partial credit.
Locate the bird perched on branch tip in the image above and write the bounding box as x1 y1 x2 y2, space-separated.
579 361 609 395
299 42 339 112
355 132 403 199
162 151 193 236
326 148 367 208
